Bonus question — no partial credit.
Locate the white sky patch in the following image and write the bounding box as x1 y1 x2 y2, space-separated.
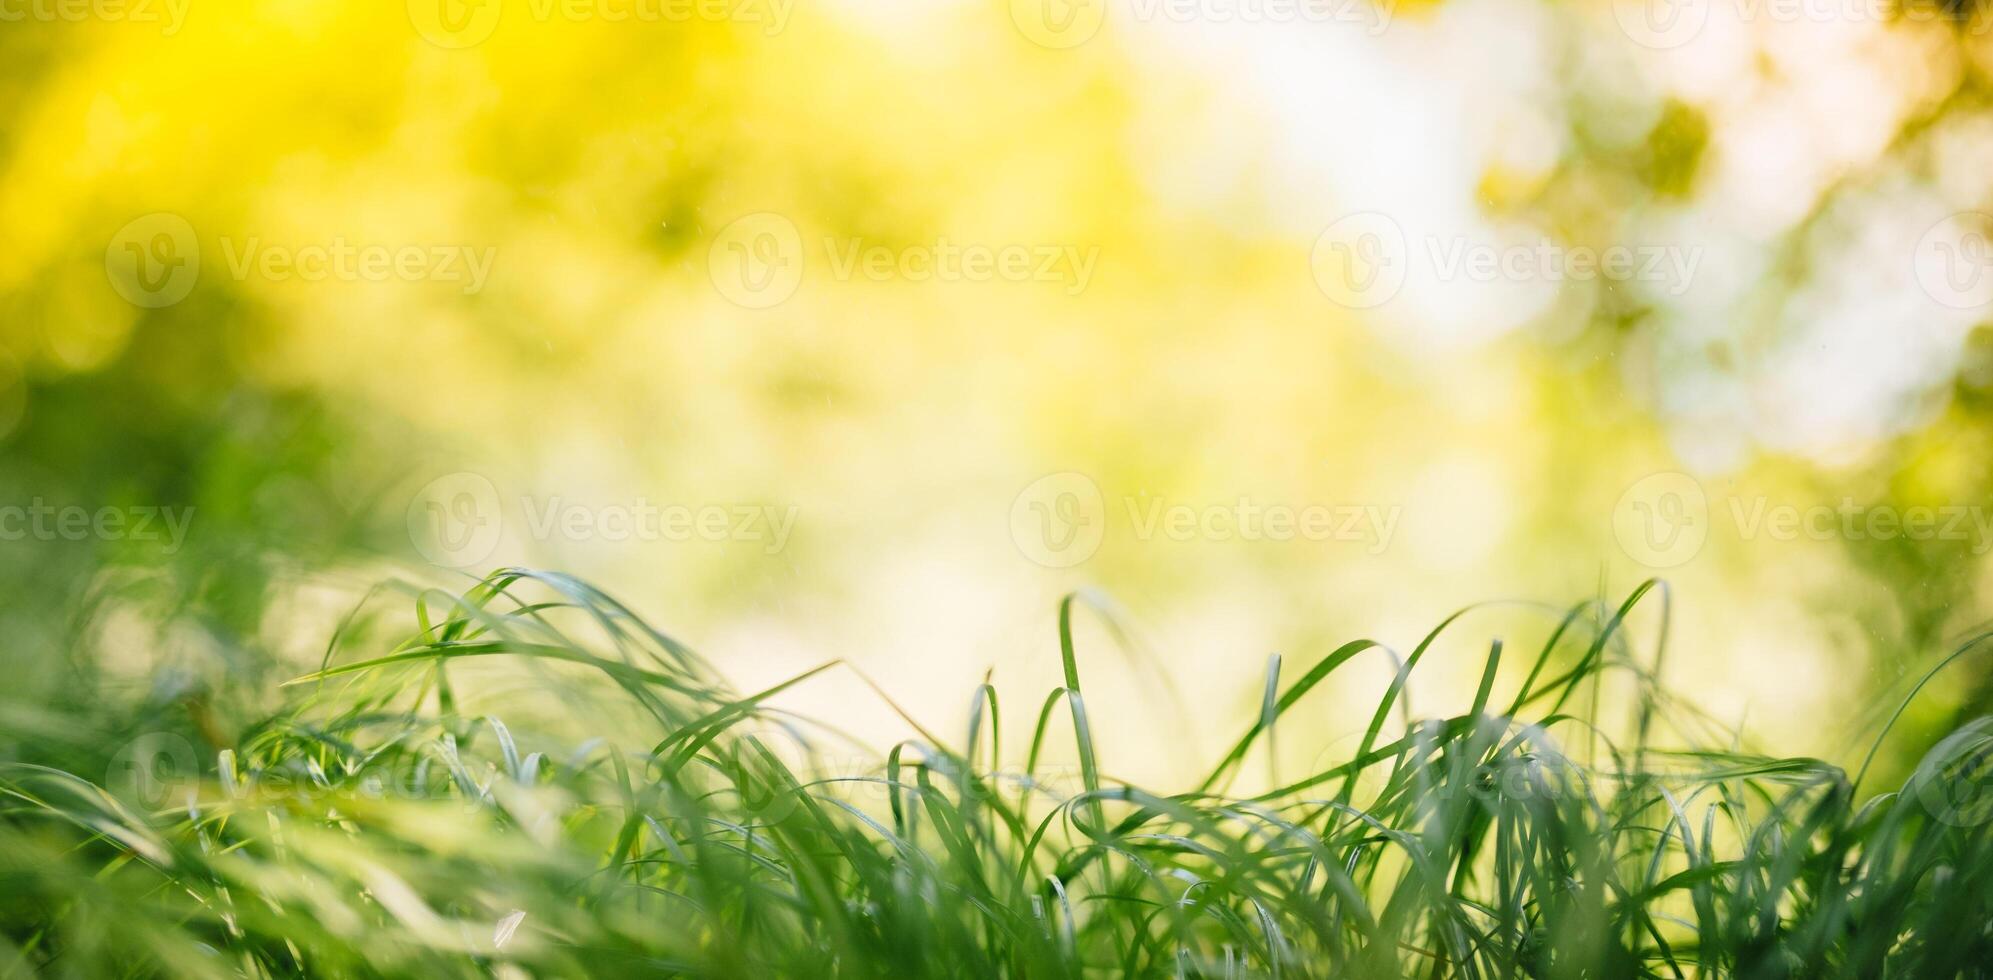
1119 0 1571 351
1750 190 1983 459
824 0 1987 467
1643 181 1984 468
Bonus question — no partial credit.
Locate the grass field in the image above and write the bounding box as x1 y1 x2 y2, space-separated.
2 568 1990 978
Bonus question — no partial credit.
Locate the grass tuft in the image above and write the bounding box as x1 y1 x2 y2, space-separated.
2 568 1991 977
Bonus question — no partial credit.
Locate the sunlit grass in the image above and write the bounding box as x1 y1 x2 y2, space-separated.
2 569 1990 977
